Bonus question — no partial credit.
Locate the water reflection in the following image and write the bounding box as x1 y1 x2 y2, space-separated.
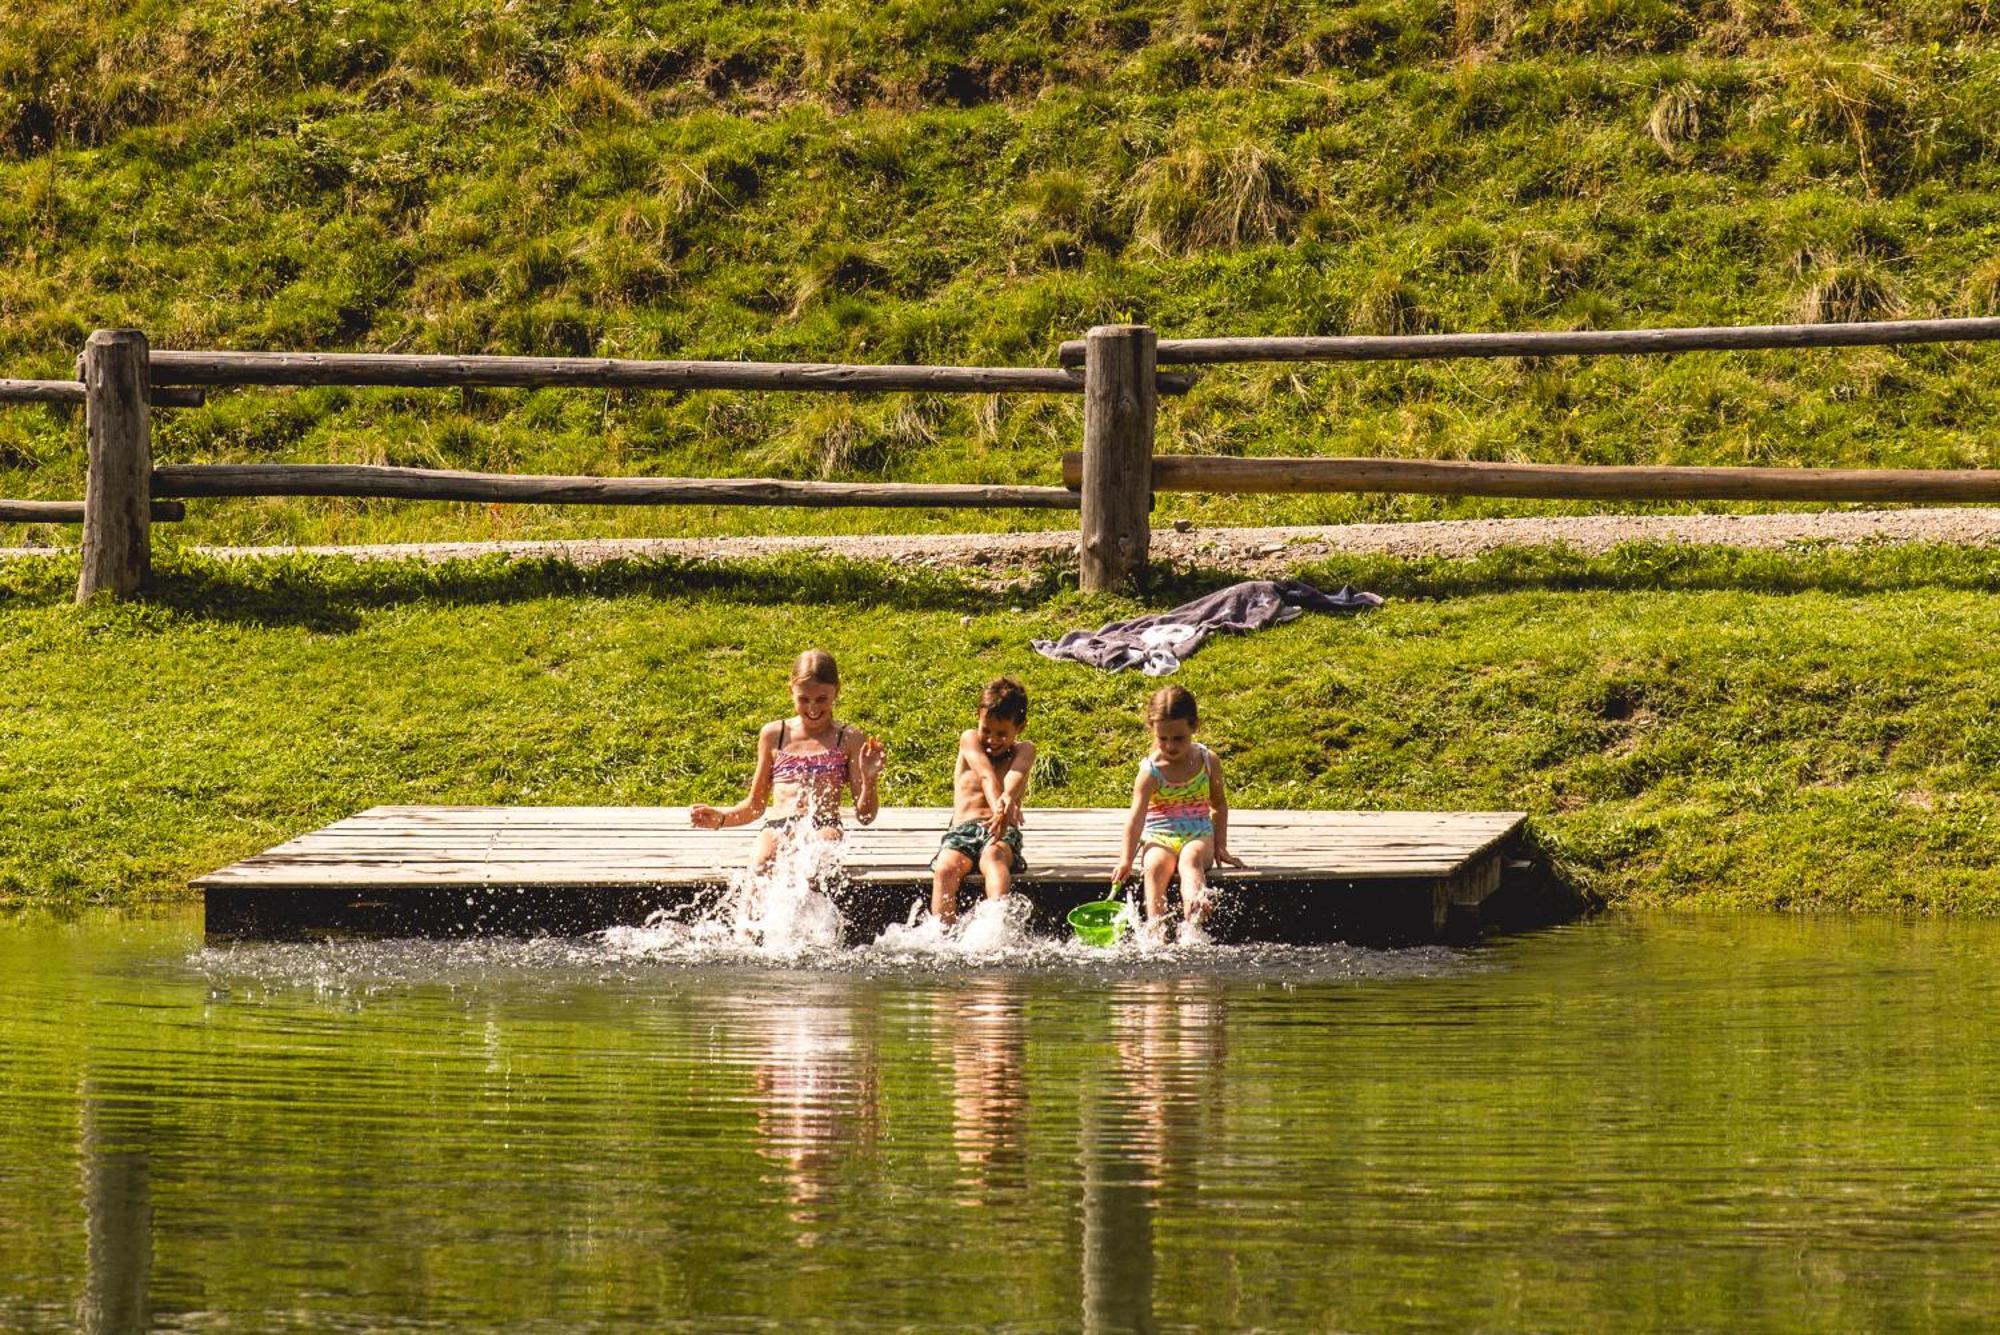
1085 979 1229 1335
8 914 2000 1330
746 980 882 1237
79 1079 154 1335
944 977 1029 1204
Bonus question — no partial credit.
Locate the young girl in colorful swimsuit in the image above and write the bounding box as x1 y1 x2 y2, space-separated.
1112 685 1245 943
691 649 885 874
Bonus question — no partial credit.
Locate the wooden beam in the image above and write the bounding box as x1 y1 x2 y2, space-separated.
1 499 185 523
1055 316 2000 366
1060 452 2000 503
0 380 202 408
78 331 152 602
153 464 1082 509
1078 325 1156 593
0 378 83 404
150 349 1193 397
149 349 1086 394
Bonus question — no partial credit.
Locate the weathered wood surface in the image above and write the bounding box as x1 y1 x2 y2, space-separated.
149 349 1196 396
0 378 84 404
152 464 1082 509
0 499 184 523
196 805 1527 890
0 380 201 407
152 349 1087 393
78 330 152 602
1060 452 2000 502
1056 315 2000 366
1078 325 1156 593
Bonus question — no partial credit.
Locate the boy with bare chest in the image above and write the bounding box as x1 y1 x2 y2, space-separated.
931 677 1036 926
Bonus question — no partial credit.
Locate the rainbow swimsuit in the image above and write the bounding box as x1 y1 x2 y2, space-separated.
1140 744 1214 854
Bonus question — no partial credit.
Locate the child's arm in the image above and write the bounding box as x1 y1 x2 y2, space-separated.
996 740 1035 832
958 731 1008 828
690 723 776 828
1111 764 1156 885
851 728 884 825
1209 749 1246 868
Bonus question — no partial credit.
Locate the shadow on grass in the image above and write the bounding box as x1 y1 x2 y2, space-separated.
0 552 1071 632
10 540 2000 631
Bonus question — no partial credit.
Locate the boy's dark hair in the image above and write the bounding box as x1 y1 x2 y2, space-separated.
1146 684 1198 726
979 676 1029 726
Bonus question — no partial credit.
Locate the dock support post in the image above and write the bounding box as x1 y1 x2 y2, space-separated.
1079 324 1156 593
78 329 152 603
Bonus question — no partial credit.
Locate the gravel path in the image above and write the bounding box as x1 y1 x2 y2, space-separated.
10 508 2000 575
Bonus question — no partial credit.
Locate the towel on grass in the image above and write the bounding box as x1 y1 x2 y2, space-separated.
1032 579 1384 675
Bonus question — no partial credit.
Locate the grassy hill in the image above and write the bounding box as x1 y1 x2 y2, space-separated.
3 1 1999 546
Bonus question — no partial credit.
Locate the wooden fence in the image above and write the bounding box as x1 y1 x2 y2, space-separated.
4 316 2000 602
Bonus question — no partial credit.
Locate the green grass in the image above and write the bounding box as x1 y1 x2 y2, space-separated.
3 1 2000 546
6 542 2000 912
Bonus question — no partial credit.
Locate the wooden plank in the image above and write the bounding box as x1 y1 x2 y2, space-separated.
195 805 1527 891
1055 315 2000 366
152 465 1080 510
0 378 84 404
1059 452 2000 503
0 499 184 523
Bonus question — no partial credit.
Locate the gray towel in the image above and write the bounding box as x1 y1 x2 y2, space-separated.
1032 579 1384 674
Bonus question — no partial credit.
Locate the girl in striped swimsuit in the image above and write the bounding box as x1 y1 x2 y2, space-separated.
1113 685 1245 942
691 649 884 874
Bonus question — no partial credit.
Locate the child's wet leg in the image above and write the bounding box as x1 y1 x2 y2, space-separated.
1141 844 1177 932
1178 839 1216 936
979 842 1014 901
932 850 972 925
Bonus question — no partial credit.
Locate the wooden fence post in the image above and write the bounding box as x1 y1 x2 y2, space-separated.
1078 324 1156 593
78 329 152 603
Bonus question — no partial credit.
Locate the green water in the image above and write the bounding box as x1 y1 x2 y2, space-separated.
3 911 1997 1332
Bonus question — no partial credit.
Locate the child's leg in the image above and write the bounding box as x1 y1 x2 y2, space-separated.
978 840 1015 900
751 827 782 875
1177 838 1216 928
932 850 973 924
1141 844 1178 923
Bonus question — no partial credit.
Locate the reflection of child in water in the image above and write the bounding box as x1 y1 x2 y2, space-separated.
691 649 885 874
931 677 1036 926
1112 685 1246 943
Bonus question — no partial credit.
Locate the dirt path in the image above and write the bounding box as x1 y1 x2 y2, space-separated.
10 508 2000 575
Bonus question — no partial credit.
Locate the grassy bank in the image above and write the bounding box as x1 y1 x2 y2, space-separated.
5 543 1999 912
3 2 2000 548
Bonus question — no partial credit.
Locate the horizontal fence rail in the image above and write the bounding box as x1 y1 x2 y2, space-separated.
153 464 1081 510
150 349 1189 397
1056 317 2000 367
0 499 184 523
1061 453 2000 503
0 379 204 408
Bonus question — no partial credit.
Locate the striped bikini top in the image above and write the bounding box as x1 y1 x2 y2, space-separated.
771 721 850 789
1143 744 1214 835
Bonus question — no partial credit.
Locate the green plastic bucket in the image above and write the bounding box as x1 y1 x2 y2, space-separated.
1067 900 1128 948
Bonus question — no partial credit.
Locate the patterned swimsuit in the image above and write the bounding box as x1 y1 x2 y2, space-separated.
767 721 850 830
1140 744 1214 854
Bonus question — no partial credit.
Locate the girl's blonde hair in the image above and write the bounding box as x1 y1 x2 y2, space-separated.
790 648 841 687
1146 684 1198 725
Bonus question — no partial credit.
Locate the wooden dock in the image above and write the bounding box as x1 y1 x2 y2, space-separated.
199 805 1529 942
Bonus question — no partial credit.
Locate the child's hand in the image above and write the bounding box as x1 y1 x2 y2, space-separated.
690 805 724 830
1110 858 1132 887
1216 849 1247 869
858 737 886 781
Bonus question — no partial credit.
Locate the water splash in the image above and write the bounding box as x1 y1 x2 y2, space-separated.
601 830 849 960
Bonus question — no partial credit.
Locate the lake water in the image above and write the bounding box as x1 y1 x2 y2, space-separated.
2 910 1996 1332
